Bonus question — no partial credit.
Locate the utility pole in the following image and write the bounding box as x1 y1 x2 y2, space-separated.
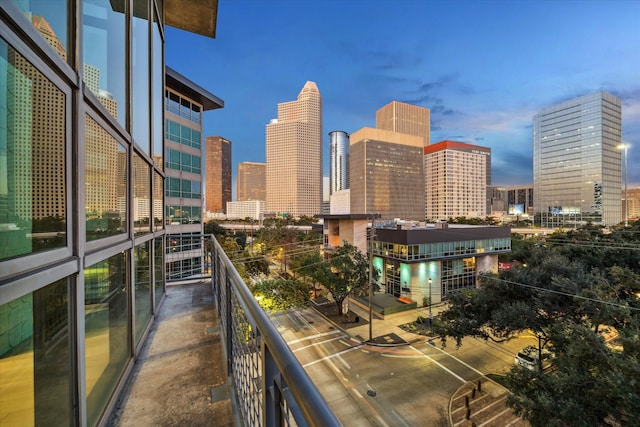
428 277 433 328
368 221 376 342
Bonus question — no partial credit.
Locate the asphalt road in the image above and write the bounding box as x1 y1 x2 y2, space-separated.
271 307 537 427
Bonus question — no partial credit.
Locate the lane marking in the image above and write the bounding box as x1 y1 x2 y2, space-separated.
426 343 485 376
287 329 343 345
302 345 362 367
409 345 466 383
292 335 346 353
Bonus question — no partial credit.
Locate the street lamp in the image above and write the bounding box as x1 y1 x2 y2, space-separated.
428 277 432 327
618 143 630 227
368 222 376 342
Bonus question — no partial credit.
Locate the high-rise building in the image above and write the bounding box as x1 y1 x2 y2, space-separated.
266 81 322 217
507 185 534 216
205 136 232 213
0 2 221 425
533 91 622 227
350 128 424 220
625 188 640 221
376 100 430 146
329 130 349 195
424 140 491 220
237 161 266 201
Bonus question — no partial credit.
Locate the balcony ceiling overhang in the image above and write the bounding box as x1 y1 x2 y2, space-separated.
165 0 218 38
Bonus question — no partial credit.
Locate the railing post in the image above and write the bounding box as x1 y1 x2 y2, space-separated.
263 346 281 427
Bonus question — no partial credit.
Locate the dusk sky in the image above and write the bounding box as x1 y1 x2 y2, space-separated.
165 0 640 197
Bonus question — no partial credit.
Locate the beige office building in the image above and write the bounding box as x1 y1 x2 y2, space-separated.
350 128 424 220
237 161 266 201
266 81 322 217
376 100 430 146
424 140 491 220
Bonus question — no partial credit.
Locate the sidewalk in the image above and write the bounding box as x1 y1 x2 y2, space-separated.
108 281 233 427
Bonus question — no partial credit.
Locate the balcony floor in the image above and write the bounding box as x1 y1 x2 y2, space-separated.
108 281 234 426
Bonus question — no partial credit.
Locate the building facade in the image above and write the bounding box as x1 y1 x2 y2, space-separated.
372 223 511 304
226 200 266 220
205 135 232 214
507 185 534 216
350 127 425 221
266 81 322 217
376 100 430 147
0 1 219 425
424 140 491 220
329 130 349 195
165 70 223 280
533 91 622 227
237 161 266 201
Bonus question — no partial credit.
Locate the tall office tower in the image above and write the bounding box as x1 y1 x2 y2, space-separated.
237 161 266 201
376 100 431 146
350 128 424 220
424 141 491 220
625 188 640 221
205 136 232 213
266 81 322 217
329 130 350 195
533 91 622 227
0 1 222 424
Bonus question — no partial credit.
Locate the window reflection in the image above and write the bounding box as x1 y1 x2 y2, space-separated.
84 252 129 426
10 0 68 61
0 278 72 426
134 241 151 344
152 10 163 164
0 37 66 261
154 236 164 307
85 115 126 241
133 153 151 235
132 0 150 153
153 171 163 230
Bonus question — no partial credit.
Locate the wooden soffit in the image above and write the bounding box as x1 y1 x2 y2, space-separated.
165 0 218 38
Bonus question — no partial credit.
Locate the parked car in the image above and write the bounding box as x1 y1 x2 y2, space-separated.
514 345 552 372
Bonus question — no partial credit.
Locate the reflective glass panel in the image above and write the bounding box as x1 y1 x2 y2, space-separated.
152 10 163 165
153 171 163 231
0 278 72 426
134 240 151 344
132 0 150 153
10 0 68 61
82 0 126 127
0 37 66 261
85 115 126 241
84 251 129 426
133 153 151 235
154 236 164 307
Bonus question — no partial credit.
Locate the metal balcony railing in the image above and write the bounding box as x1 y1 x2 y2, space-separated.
205 235 341 427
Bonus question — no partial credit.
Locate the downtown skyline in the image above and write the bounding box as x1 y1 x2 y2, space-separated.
166 0 640 195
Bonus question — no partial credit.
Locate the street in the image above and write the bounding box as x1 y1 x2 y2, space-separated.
271 307 536 426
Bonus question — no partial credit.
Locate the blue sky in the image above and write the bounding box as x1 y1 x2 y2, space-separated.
166 0 640 195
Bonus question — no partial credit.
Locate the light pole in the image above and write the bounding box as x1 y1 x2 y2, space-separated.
618 143 630 227
428 277 432 327
368 221 376 342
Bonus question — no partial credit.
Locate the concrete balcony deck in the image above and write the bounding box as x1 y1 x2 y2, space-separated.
108 281 236 426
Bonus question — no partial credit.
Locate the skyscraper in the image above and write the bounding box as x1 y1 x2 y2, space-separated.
237 161 266 201
205 136 232 214
329 130 349 195
266 81 322 217
533 91 622 227
424 140 491 220
376 100 431 146
350 127 424 220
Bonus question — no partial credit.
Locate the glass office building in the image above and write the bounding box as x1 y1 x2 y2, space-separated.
329 130 350 195
0 1 218 425
533 91 622 227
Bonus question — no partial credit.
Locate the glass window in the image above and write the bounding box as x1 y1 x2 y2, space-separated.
133 153 150 235
85 115 126 241
154 236 164 307
132 0 150 153
10 0 68 61
84 252 129 426
0 277 72 426
151 9 163 166
83 0 126 127
134 240 151 344
153 171 163 231
1 38 67 261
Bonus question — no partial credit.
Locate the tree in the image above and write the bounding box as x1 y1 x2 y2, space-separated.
299 243 370 315
434 224 640 425
251 278 312 313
